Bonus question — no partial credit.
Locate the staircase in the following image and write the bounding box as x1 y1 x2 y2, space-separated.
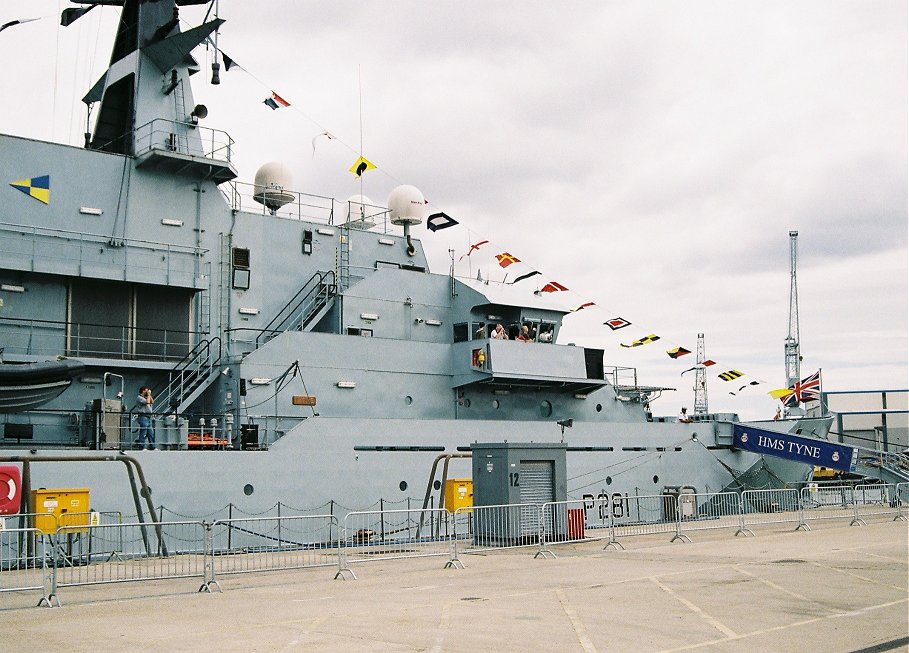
853 449 909 484
255 270 336 348
152 337 222 416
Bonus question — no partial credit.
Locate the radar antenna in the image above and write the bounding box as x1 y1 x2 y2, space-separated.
693 332 708 415
785 231 800 388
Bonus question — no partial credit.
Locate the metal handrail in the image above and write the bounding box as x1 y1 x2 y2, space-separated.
150 337 222 416
0 315 199 361
133 118 235 162
255 270 336 348
0 220 206 255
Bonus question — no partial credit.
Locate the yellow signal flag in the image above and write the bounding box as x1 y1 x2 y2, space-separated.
349 156 376 177
768 388 795 400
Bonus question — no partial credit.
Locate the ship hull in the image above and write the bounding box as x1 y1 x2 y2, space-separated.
4 415 831 519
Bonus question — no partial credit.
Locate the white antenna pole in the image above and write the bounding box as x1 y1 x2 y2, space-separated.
358 65 364 199
785 231 801 387
694 333 708 415
210 0 221 84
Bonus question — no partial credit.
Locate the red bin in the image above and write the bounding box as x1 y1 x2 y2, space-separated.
567 508 585 539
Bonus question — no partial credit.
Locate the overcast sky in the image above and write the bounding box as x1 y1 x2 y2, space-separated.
2 1 906 420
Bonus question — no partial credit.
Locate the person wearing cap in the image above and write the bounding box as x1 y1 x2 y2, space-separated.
678 407 691 423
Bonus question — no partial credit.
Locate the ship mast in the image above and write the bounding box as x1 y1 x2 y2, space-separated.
785 230 801 387
693 332 708 415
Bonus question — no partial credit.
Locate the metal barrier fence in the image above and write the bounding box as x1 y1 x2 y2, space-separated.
740 489 802 532
537 495 680 553
540 499 611 548
52 521 208 589
851 484 899 525
3 484 906 606
1 527 55 606
897 483 909 521
337 508 458 579
209 515 339 581
454 503 543 555
673 492 744 542
798 485 859 528
610 493 680 543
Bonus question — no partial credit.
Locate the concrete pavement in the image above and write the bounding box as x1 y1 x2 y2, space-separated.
2 518 907 652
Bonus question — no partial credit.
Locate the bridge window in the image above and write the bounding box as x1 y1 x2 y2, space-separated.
452 322 468 343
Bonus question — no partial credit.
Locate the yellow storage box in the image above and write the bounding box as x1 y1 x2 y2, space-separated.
444 478 473 513
30 488 91 534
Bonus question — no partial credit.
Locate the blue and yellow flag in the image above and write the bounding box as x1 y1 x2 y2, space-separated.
10 175 50 205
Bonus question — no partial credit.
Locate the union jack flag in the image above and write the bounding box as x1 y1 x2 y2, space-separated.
784 371 821 406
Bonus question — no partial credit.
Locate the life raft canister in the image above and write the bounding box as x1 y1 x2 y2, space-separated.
0 466 22 515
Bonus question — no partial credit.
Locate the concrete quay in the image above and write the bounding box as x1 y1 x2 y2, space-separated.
2 518 907 652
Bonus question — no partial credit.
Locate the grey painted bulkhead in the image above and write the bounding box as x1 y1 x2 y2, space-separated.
0 2 832 518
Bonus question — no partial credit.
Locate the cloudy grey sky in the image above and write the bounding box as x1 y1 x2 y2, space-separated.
2 1 906 419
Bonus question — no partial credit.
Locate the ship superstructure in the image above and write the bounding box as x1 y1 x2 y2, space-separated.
0 1 833 517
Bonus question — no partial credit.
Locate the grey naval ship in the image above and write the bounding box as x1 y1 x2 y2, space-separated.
0 1 832 519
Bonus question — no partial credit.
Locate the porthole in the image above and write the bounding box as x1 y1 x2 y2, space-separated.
404 395 413 405
462 398 471 408
652 475 659 484
540 400 553 418
244 484 254 496
492 399 500 409
606 476 612 486
433 480 441 490
399 481 408 491
596 404 602 412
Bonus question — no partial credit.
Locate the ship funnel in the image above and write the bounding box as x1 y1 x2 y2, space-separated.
253 162 295 212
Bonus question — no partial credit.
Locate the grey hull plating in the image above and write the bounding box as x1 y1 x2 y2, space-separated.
12 415 831 517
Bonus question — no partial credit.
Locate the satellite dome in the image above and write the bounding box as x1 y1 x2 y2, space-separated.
387 185 425 226
253 162 295 211
346 194 374 221
345 194 376 230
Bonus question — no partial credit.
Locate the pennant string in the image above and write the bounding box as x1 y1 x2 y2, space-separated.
188 19 784 397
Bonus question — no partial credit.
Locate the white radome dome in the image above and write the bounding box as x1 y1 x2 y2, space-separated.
346 194 374 221
253 161 295 211
387 185 425 226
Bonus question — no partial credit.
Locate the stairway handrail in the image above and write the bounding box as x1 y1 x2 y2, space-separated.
150 336 222 415
255 270 336 347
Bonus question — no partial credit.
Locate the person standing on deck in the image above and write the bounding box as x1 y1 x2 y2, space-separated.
136 386 155 450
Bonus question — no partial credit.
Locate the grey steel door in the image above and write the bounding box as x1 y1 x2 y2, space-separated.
518 460 554 536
